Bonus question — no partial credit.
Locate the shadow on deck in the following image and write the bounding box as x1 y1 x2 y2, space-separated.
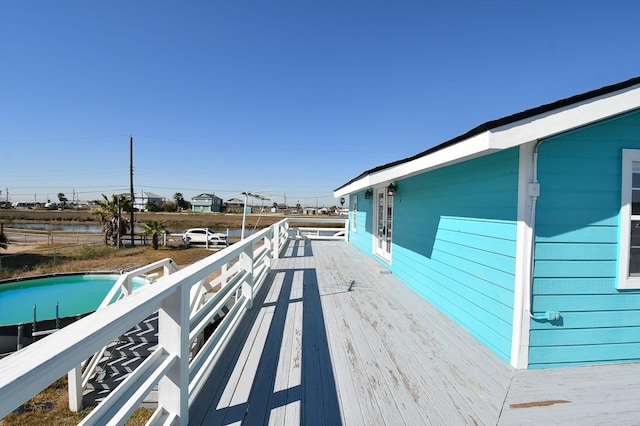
190 239 640 425
190 239 341 425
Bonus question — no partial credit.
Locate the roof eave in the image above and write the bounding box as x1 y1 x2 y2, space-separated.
334 131 494 197
335 78 640 198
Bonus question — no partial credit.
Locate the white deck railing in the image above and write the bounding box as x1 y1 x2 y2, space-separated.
0 217 347 425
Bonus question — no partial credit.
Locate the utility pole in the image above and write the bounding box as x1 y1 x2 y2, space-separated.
129 135 135 247
241 192 270 239
117 196 122 248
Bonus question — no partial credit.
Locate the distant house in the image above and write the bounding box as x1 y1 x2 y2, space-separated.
270 204 288 214
225 198 255 214
335 76 640 370
134 191 165 211
191 193 223 213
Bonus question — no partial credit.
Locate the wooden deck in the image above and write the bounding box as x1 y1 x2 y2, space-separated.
190 239 640 425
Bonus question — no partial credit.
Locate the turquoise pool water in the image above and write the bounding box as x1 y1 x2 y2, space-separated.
0 274 148 326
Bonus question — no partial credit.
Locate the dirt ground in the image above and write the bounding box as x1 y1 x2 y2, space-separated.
1 244 39 254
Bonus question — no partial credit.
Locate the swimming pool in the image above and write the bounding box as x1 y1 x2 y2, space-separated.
0 273 148 326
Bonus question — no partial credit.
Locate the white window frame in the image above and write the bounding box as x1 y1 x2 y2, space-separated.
351 196 357 231
619 149 640 289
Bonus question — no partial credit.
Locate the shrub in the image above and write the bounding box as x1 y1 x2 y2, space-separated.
74 245 116 260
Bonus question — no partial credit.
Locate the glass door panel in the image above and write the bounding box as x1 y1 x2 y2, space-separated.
374 188 393 262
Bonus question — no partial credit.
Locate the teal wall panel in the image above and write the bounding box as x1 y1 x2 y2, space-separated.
529 342 640 367
530 327 640 346
349 192 374 255
529 108 640 368
530 310 640 329
534 243 617 261
534 278 618 295
386 148 520 363
533 260 616 278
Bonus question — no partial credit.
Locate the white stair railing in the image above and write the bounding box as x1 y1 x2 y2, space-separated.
79 258 181 392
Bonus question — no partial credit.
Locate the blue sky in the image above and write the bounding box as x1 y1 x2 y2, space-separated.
1 1 639 206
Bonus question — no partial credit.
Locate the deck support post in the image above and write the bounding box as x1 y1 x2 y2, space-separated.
68 365 83 412
157 281 190 424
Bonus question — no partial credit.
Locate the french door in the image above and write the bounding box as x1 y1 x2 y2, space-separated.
374 188 394 262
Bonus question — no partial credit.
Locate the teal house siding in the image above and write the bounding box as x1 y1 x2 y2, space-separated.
388 148 520 362
529 109 640 368
349 192 374 255
336 78 640 369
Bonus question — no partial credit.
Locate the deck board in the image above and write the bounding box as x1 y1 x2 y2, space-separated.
191 239 640 425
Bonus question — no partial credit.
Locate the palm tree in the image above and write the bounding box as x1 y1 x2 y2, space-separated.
173 192 188 212
0 232 8 250
173 192 184 212
94 194 131 247
142 220 167 250
58 193 68 210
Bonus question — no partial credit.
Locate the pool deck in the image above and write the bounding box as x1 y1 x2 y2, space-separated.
189 239 640 425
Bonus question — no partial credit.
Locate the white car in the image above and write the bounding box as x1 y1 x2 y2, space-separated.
182 228 228 246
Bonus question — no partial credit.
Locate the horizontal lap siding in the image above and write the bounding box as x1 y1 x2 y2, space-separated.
391 149 519 363
350 192 373 255
529 109 640 369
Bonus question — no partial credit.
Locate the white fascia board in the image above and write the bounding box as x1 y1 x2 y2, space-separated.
375 132 494 183
334 176 373 198
490 84 640 149
334 132 494 197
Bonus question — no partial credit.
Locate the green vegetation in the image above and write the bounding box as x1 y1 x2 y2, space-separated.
74 244 117 260
93 194 131 247
0 376 153 426
142 220 167 250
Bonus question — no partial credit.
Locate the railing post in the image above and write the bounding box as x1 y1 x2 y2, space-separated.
68 365 83 412
264 234 272 270
157 282 190 424
272 224 280 260
345 218 350 241
122 276 133 296
163 260 174 277
241 246 254 309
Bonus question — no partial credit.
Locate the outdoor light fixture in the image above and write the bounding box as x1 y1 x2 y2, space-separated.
387 183 397 196
364 189 373 199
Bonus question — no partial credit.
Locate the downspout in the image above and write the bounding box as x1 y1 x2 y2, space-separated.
527 140 560 322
